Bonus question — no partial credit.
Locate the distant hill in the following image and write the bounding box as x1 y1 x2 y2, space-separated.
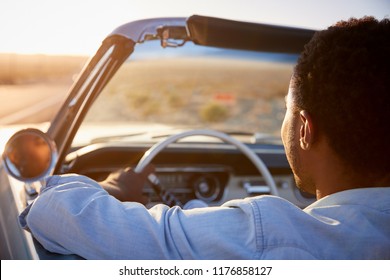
0 53 87 85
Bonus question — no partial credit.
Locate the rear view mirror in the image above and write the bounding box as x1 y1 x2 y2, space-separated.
2 128 57 183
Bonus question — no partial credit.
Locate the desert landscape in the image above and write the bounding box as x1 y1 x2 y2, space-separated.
0 53 293 138
0 53 87 124
86 57 293 137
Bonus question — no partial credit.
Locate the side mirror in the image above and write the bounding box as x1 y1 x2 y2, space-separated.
2 128 57 183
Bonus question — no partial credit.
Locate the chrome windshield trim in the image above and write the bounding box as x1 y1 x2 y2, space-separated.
109 17 187 43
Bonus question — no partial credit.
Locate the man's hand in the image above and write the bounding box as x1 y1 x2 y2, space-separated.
99 165 154 204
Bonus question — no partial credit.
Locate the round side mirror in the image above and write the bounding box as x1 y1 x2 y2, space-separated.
2 128 57 183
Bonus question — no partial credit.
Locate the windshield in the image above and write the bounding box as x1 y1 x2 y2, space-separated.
74 40 296 146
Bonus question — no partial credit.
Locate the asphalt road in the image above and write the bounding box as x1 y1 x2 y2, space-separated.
0 82 71 125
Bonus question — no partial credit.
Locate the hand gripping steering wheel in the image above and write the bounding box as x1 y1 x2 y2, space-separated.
134 129 278 206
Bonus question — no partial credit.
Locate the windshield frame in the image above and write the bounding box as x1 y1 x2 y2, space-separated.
48 16 314 173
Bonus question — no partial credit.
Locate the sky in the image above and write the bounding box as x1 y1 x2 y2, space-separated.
0 0 389 55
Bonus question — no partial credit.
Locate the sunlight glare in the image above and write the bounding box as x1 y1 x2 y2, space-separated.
0 0 388 55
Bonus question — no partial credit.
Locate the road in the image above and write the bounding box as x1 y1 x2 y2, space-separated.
0 82 71 125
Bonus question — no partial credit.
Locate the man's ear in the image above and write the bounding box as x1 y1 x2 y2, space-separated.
299 110 314 150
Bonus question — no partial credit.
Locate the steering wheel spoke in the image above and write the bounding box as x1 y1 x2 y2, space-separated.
147 173 183 207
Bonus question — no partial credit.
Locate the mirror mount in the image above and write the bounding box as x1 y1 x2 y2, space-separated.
157 25 189 48
2 128 58 184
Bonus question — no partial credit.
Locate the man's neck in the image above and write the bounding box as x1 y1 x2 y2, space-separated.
315 163 390 199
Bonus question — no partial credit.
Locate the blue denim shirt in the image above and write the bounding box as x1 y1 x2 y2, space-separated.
19 174 390 259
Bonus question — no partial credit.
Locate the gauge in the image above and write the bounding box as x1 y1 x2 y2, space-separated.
193 175 221 202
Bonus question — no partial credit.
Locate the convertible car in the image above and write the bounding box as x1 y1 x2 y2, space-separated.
0 15 316 259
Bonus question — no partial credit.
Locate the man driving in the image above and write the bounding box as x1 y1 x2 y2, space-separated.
19 16 390 259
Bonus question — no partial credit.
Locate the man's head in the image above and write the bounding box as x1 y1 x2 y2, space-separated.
282 17 390 196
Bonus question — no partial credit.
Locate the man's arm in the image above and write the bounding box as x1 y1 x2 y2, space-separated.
21 174 259 259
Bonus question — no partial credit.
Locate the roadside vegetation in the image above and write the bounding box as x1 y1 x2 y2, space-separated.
86 58 293 136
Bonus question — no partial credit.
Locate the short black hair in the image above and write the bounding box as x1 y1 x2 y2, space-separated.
293 17 390 177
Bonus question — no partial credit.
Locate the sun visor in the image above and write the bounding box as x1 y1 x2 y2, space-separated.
187 15 315 54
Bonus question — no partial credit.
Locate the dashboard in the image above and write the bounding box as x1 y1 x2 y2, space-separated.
63 142 316 208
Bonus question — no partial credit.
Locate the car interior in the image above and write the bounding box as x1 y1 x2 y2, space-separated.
1 15 317 259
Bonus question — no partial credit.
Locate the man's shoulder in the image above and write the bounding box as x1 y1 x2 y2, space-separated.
223 195 305 220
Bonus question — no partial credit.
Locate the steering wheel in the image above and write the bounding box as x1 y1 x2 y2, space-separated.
134 129 279 206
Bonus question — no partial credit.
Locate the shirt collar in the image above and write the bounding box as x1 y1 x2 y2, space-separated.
305 187 390 211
